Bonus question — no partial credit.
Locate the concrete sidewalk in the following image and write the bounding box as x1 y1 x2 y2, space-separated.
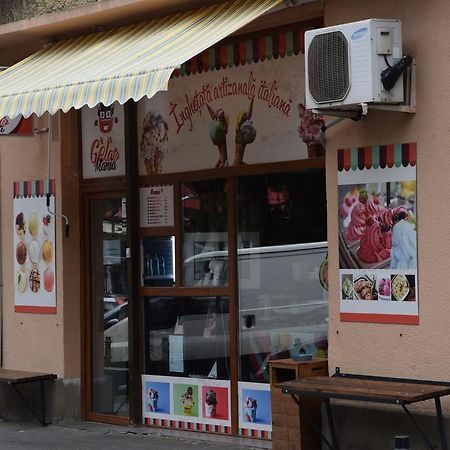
0 421 271 450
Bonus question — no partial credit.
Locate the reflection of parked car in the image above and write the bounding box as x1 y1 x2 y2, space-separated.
104 302 128 330
107 242 328 380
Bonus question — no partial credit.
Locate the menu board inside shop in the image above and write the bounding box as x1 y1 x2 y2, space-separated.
140 185 174 227
338 143 418 325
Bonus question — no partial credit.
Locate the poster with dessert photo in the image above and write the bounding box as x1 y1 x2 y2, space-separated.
338 144 418 324
14 180 56 313
238 382 272 435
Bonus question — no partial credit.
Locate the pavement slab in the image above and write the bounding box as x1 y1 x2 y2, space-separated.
0 421 271 450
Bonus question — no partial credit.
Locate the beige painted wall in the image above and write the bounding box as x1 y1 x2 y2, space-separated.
0 111 80 378
325 0 450 395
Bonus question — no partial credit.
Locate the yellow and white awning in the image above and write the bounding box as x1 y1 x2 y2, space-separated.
0 0 282 118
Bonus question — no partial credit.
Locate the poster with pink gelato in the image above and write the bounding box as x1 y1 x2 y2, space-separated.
338 144 418 324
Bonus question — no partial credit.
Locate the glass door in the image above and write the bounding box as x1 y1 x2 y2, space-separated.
88 195 130 418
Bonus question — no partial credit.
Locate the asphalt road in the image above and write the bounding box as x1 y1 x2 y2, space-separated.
0 421 269 450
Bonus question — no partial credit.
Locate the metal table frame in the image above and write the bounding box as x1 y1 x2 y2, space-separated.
281 368 450 450
1 373 57 426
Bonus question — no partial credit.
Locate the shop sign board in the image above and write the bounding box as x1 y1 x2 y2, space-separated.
338 143 418 324
81 102 125 178
13 179 56 314
137 52 316 175
0 115 33 135
142 375 231 429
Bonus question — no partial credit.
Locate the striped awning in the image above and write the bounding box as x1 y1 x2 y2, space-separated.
0 0 282 118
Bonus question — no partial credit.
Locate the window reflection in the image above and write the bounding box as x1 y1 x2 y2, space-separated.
182 179 228 286
237 171 328 383
144 296 230 380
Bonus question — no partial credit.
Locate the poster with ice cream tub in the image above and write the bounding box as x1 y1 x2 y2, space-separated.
137 52 319 175
14 180 56 314
238 382 271 435
81 102 125 178
142 375 231 429
338 144 418 324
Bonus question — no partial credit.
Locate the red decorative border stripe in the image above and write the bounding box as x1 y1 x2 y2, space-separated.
15 306 57 314
340 313 419 325
239 428 271 439
144 417 231 435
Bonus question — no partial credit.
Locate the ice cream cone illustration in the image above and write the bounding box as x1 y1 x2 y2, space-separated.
207 104 229 168
235 97 256 165
140 112 169 174
297 103 325 158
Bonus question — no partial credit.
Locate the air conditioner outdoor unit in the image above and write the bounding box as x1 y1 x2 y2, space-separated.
305 19 404 111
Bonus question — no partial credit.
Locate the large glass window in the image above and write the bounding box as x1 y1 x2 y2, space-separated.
237 170 328 382
143 296 230 380
182 179 228 286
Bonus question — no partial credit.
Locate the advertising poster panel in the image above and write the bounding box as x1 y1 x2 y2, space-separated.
142 375 231 430
14 179 56 313
338 143 418 324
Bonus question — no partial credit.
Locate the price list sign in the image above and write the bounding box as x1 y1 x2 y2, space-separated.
140 185 174 227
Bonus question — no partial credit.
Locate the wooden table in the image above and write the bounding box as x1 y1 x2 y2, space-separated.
0 369 57 426
279 370 450 450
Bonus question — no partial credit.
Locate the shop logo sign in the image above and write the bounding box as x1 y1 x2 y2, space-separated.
0 115 23 134
90 104 120 172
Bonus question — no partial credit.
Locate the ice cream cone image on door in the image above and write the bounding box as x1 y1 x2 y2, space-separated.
207 105 229 168
235 97 256 165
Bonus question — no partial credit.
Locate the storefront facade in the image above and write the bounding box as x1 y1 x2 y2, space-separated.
0 0 329 439
0 0 446 447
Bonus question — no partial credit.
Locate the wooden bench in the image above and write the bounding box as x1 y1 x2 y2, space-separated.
279 369 450 450
0 369 57 426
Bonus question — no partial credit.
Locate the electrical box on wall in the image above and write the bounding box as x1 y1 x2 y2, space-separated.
305 19 404 110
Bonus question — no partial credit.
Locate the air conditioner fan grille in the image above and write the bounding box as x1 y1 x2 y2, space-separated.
308 31 349 103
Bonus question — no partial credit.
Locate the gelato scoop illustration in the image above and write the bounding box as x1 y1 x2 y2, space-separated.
42 239 53 265
391 219 417 269
140 112 169 174
29 268 40 293
15 212 26 238
207 104 229 168
16 270 27 293
235 97 256 165
44 269 54 292
28 213 39 237
204 389 217 418
298 103 325 158
29 240 40 264
244 396 257 423
16 242 27 265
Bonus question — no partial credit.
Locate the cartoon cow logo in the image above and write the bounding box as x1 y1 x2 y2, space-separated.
95 103 118 134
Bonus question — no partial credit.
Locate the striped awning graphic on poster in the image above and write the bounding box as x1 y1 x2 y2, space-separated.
338 143 417 172
0 0 282 119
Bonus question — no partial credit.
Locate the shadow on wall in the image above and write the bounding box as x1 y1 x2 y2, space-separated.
1 0 105 25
